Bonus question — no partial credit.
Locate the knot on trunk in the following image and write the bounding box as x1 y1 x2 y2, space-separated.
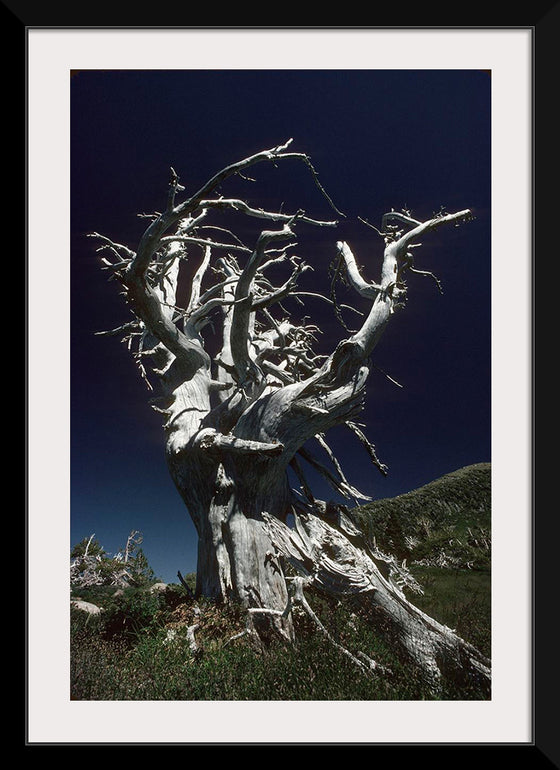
326 340 367 385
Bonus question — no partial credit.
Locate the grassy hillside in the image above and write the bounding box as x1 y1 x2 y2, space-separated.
351 463 491 570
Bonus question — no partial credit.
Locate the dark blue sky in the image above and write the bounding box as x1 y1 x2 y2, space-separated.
71 69 491 583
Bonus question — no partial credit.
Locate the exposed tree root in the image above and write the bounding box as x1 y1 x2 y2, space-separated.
262 508 491 695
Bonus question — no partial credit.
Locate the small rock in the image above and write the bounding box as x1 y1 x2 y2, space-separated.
71 600 103 615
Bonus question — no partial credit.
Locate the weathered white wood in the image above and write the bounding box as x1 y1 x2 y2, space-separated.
264 510 490 690
92 142 488 690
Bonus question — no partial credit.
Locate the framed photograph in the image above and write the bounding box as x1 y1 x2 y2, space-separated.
24 24 542 751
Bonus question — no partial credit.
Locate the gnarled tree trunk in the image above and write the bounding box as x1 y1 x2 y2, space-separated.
92 140 490 693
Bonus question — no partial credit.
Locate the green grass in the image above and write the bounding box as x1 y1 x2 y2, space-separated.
410 566 491 659
70 573 490 701
70 464 492 701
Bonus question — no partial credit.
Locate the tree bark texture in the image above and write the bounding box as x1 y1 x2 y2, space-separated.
92 141 489 691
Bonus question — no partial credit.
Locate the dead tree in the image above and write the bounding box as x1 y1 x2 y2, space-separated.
91 140 490 694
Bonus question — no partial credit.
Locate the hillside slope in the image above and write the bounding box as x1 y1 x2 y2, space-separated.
351 463 491 570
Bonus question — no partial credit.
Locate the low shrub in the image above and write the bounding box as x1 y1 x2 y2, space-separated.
70 571 490 701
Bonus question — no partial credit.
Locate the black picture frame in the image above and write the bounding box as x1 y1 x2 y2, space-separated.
18 15 552 759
